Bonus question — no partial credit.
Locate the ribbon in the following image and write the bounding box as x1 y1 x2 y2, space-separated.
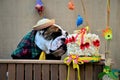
64 55 101 80
76 27 88 50
80 28 86 44
64 55 83 80
39 51 46 60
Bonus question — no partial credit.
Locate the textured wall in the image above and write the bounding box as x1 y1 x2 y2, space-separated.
0 0 120 69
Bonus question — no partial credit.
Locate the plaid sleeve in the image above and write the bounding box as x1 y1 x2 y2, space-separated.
11 30 41 59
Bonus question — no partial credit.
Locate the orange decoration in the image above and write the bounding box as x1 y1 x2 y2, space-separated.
68 1 75 10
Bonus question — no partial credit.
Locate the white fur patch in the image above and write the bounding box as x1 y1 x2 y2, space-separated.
35 24 67 54
35 31 51 54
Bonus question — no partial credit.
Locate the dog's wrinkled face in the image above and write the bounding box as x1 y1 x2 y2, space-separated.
35 24 68 59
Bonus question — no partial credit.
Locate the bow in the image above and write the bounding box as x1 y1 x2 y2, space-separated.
64 54 83 80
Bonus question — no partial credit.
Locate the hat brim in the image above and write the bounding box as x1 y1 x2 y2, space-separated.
33 19 55 30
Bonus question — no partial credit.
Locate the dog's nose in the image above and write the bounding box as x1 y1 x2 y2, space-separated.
65 32 68 36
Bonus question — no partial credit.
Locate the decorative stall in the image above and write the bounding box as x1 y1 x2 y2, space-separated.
0 0 120 80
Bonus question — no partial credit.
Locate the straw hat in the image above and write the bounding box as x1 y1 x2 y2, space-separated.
33 18 55 30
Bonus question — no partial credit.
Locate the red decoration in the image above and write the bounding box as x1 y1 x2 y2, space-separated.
65 36 75 44
80 42 90 50
93 40 100 47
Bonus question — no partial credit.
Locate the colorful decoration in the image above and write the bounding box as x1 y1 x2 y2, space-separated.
64 27 101 80
102 0 112 40
65 27 100 56
98 59 120 80
102 27 112 40
64 54 101 64
101 1 113 79
35 0 44 15
98 66 119 80
64 54 100 80
76 15 83 27
68 0 75 10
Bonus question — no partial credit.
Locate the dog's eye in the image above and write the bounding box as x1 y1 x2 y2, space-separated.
52 31 62 40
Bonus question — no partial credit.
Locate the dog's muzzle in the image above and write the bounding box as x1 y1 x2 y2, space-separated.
49 36 67 57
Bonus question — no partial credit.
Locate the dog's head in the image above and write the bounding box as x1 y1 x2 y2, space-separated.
35 23 68 59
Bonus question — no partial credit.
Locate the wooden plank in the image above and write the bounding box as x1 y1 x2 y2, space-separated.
25 64 32 80
59 64 67 80
34 64 42 80
16 64 24 80
8 64 16 80
0 59 65 64
80 64 85 80
85 63 93 80
0 64 7 80
42 64 50 80
93 64 103 80
51 64 59 80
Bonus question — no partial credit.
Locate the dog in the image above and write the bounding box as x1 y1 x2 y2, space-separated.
11 18 68 60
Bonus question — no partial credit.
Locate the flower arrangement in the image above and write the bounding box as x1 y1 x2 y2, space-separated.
64 27 101 80
65 27 101 57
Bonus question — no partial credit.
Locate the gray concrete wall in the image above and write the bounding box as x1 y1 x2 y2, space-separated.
0 0 120 69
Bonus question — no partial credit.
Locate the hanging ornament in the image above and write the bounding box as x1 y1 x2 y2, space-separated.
102 0 112 40
76 15 83 27
102 27 112 40
99 1 116 80
35 0 44 15
68 0 75 10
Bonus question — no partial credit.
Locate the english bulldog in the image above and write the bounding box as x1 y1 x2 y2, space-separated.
11 18 68 60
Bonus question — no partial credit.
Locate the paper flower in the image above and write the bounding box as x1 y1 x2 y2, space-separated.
76 15 83 27
80 42 90 50
93 39 100 47
65 36 75 44
68 1 75 10
66 29 100 56
102 27 112 40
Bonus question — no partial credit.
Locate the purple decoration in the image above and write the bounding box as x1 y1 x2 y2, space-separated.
36 0 43 6
35 0 44 14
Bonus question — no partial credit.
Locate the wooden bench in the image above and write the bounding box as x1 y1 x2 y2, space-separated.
0 59 104 80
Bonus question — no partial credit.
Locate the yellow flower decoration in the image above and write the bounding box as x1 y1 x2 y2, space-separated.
102 27 112 40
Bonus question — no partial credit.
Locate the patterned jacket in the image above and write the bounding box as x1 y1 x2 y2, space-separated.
11 30 42 59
